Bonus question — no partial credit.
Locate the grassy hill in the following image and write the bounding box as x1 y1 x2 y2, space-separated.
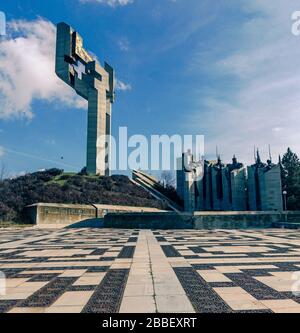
0 169 166 224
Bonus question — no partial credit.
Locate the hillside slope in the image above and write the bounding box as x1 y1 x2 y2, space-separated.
0 169 165 223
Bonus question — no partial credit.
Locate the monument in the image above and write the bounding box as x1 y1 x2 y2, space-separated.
177 151 283 212
176 151 203 212
247 151 283 211
55 22 115 175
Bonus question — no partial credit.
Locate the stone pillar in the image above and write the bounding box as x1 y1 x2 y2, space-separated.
205 164 213 210
85 61 112 175
221 169 231 210
247 166 258 211
247 163 283 212
231 168 247 211
176 154 195 212
195 176 205 211
182 152 196 212
184 169 196 212
211 168 222 211
260 165 283 211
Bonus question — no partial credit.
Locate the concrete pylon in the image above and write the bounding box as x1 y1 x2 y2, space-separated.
55 22 115 175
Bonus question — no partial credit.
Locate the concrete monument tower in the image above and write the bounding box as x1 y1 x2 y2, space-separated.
55 22 115 175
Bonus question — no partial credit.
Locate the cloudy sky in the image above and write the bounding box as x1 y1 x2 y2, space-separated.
0 0 300 175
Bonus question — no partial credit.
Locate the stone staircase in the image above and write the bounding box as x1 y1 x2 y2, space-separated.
132 170 183 212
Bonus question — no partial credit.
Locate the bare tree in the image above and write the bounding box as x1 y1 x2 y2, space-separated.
0 161 8 181
160 170 176 188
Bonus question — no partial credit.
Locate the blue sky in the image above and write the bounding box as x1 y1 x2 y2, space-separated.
0 0 300 177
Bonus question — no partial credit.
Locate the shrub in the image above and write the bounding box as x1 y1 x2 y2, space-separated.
0 169 165 222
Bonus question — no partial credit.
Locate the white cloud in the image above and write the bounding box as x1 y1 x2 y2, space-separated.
116 79 132 91
79 0 134 7
0 18 86 120
186 0 300 163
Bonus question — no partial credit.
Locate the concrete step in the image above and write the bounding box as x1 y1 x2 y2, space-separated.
272 222 300 229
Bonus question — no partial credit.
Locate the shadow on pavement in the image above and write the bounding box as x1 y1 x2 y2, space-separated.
66 218 104 228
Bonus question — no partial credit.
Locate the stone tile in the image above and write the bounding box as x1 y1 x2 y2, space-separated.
59 269 86 277
5 278 30 288
19 270 62 274
197 270 232 283
45 306 84 313
0 292 33 300
16 282 48 291
73 273 105 286
226 300 267 311
119 296 156 313
270 271 297 279
124 284 154 296
170 262 192 268
214 266 242 273
214 287 268 311
130 268 151 275
261 299 300 313
51 291 94 307
152 274 180 285
8 307 45 313
155 295 195 313
154 283 186 296
255 276 295 292
110 262 132 269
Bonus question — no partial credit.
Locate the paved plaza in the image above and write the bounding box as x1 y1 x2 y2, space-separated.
1 228 300 313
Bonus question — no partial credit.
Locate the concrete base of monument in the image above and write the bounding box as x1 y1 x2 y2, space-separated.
25 203 300 229
104 211 300 230
26 203 168 227
104 212 194 229
193 211 284 229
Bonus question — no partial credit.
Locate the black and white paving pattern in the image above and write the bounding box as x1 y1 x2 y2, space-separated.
1 228 300 313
